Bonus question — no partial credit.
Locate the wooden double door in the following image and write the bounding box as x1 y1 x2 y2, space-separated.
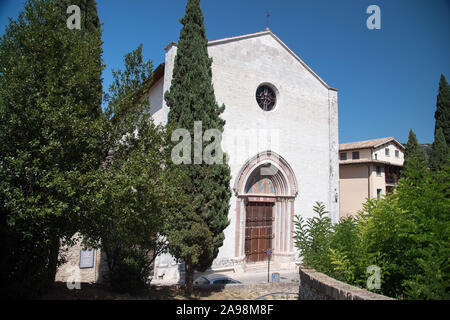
245 202 274 262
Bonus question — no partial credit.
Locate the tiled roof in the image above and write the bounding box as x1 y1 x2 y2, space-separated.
339 137 404 151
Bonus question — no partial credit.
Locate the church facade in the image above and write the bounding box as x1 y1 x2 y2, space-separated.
149 29 340 281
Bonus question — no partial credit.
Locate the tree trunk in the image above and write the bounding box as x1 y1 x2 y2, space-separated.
184 263 194 294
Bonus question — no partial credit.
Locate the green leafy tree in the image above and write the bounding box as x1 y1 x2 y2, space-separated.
434 74 450 145
80 45 179 292
430 127 450 170
164 0 231 293
0 0 103 298
394 167 450 299
293 202 334 274
403 244 449 300
294 165 450 300
329 216 369 287
358 195 414 297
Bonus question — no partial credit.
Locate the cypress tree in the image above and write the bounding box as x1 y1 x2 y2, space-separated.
0 0 103 297
164 0 231 293
434 74 450 145
430 127 449 170
401 130 427 179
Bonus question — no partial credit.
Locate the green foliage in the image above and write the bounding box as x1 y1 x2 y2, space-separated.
329 248 355 284
166 0 225 131
108 248 151 294
294 204 369 287
402 129 428 178
435 74 450 145
79 45 177 291
420 143 433 163
329 216 368 286
393 167 450 299
0 0 103 298
163 0 231 293
293 202 333 273
403 245 449 300
358 196 413 297
0 0 195 297
431 122 450 171
294 165 450 300
431 74 450 170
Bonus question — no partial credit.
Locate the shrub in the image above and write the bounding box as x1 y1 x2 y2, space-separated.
329 216 367 286
108 248 151 294
293 202 334 274
294 166 449 300
294 206 369 288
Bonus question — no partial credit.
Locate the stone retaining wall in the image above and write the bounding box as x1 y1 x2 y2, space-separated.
299 268 395 300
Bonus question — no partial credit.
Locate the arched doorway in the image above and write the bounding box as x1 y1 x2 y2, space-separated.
233 151 298 264
244 173 275 262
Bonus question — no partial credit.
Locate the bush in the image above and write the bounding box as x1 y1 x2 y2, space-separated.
293 166 450 300
293 202 333 274
293 204 369 288
108 248 151 294
329 216 368 286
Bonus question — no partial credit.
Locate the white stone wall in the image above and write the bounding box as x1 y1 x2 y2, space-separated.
207 33 337 260
327 90 340 223
148 77 165 125
148 31 339 278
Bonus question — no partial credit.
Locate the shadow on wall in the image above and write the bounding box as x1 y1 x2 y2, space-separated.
54 233 108 287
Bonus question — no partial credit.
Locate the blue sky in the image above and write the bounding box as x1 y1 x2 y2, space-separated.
1 0 449 144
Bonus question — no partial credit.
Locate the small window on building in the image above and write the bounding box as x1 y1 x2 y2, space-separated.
395 150 399 158
377 189 382 199
385 148 390 157
374 153 378 160
256 84 277 111
340 152 347 161
376 166 382 176
352 151 360 160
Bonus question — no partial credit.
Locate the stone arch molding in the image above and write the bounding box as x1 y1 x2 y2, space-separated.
233 150 298 198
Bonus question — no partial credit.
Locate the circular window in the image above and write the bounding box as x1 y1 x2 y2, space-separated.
256 85 277 111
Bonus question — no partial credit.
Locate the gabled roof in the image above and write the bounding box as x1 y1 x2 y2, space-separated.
339 137 405 151
164 29 337 92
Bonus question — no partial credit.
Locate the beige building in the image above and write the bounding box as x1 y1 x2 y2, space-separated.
339 137 404 218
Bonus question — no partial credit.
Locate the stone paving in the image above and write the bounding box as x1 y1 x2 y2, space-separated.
151 264 300 300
